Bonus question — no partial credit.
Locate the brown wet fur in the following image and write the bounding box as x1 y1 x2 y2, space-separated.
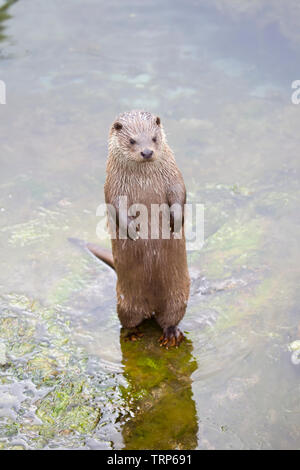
97 111 190 347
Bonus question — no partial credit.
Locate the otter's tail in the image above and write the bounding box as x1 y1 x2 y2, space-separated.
68 238 115 271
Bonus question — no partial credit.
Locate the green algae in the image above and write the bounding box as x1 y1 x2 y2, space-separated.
0 313 38 360
0 0 17 42
36 380 101 434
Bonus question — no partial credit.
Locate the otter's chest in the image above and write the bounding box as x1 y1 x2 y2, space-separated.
115 174 168 207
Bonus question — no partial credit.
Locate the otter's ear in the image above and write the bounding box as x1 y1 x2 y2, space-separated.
156 116 161 126
114 122 123 131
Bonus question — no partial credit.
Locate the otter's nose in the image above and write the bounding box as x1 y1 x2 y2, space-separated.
141 149 153 159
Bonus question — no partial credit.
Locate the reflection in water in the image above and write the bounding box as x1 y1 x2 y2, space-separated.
119 319 198 450
0 0 17 42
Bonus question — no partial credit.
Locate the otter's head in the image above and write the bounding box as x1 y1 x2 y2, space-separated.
109 110 164 163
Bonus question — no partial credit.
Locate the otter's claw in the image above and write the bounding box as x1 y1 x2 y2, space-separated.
159 326 184 349
125 328 144 342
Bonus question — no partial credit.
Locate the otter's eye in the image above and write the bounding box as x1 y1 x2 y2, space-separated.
152 137 157 143
129 138 136 145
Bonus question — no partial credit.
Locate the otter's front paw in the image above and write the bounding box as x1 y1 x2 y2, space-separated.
159 326 184 349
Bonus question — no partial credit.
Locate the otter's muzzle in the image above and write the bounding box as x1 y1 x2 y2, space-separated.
141 149 153 160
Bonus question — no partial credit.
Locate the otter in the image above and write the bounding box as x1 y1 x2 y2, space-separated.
88 110 190 348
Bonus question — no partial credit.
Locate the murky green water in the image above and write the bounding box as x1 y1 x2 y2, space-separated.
0 0 300 450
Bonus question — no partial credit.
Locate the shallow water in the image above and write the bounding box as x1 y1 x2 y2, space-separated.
0 0 300 449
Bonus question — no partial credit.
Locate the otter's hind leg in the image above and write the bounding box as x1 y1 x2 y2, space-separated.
117 303 146 328
155 306 186 348
117 303 146 341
